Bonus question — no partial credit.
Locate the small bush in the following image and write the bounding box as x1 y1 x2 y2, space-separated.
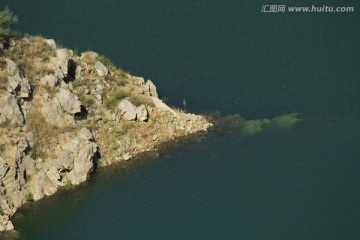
95 55 115 70
0 207 4 216
104 90 128 109
26 192 34 201
63 180 73 190
128 95 142 106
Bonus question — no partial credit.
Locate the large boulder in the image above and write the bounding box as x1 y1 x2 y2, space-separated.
136 104 148 122
117 98 137 121
95 61 109 76
44 39 56 49
146 80 158 98
30 172 57 201
0 94 24 126
56 88 82 115
41 99 74 127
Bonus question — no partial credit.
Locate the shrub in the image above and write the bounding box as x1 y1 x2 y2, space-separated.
0 207 4 216
63 180 73 190
0 8 18 47
104 90 128 109
26 192 34 201
128 95 142 106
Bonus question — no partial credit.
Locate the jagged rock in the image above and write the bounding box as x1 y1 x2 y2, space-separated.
46 166 62 186
41 99 73 127
0 157 9 179
40 74 58 88
136 104 148 122
57 88 82 114
56 49 69 61
20 156 35 176
6 60 18 76
95 61 109 76
79 127 94 141
6 77 19 93
146 80 158 98
0 94 24 126
44 39 56 49
151 97 177 115
117 98 137 121
66 140 98 185
31 172 57 201
6 60 31 98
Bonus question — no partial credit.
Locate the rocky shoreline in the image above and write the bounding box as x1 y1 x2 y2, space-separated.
0 36 212 231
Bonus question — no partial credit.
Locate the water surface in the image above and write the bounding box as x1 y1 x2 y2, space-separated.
1 0 359 239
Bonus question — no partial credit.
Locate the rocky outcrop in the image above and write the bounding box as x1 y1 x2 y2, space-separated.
57 88 82 115
0 36 211 232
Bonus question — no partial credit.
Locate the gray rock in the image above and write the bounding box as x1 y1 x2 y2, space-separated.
41 99 72 127
57 88 82 114
79 127 93 141
6 60 31 98
6 60 19 76
117 98 137 121
136 104 148 122
6 77 19 93
146 80 158 98
56 49 69 61
31 172 57 201
44 39 56 49
66 141 98 185
40 74 58 88
151 97 177 116
0 94 24 126
95 61 109 76
46 166 61 185
122 153 131 161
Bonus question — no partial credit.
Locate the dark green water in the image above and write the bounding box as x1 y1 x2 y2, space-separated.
1 0 360 239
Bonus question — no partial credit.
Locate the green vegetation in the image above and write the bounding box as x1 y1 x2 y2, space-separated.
95 54 115 70
0 207 4 216
113 122 134 136
240 113 301 136
0 8 18 48
128 95 142 106
78 92 95 108
104 90 128 109
63 180 73 190
26 192 34 201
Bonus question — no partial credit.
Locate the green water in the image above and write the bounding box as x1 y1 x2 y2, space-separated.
1 0 360 239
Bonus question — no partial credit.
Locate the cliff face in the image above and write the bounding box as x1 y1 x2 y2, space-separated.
0 37 211 231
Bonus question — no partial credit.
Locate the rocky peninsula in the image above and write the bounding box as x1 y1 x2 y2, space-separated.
0 36 212 231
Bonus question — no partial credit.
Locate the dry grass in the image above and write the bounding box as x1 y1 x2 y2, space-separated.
3 37 55 88
26 107 71 159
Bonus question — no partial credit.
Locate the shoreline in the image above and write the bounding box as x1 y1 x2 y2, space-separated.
0 35 212 231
